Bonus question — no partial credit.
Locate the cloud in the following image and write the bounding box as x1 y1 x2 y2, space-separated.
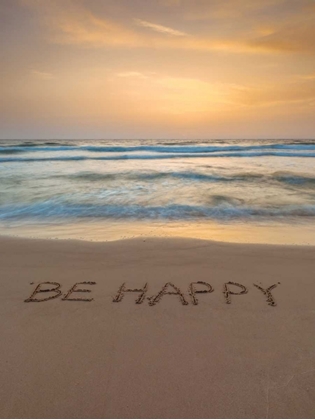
51 13 141 48
249 18 315 53
31 70 55 80
231 79 315 107
116 71 148 78
22 0 315 54
154 76 315 111
168 0 280 21
109 70 315 116
134 19 187 36
158 0 315 54
20 2 253 53
22 0 141 47
298 73 315 80
109 71 245 114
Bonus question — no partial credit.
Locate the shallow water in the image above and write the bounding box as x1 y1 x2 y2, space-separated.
1 139 315 244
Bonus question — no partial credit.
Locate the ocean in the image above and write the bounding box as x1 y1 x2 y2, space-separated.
1 138 315 244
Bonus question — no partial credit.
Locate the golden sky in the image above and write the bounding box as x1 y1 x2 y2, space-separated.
1 0 315 139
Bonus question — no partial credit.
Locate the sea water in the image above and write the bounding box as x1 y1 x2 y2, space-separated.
1 139 315 244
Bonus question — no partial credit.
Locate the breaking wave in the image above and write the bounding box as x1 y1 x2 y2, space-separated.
1 150 315 163
1 142 315 156
1 202 315 221
60 170 315 187
1 139 315 230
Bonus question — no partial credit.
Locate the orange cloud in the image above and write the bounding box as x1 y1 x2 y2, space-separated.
30 70 55 80
249 18 315 53
24 0 313 54
231 79 315 107
134 19 188 36
21 0 315 57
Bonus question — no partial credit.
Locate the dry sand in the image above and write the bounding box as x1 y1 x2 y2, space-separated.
0 235 314 418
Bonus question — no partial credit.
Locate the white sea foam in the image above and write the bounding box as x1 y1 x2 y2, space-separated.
0 139 314 226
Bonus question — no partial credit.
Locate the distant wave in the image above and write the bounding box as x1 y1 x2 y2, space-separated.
3 170 315 188
1 202 315 221
59 170 315 187
62 170 247 183
2 151 315 163
17 141 72 148
0 149 25 155
1 143 315 155
64 172 118 182
272 172 315 185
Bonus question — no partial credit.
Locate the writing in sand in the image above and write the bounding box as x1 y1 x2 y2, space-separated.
25 281 280 306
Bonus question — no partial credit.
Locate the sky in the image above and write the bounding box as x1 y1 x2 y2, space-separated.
0 0 315 139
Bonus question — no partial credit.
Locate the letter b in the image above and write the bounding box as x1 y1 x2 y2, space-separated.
24 282 62 302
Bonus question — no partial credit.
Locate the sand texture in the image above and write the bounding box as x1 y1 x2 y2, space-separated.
0 236 314 418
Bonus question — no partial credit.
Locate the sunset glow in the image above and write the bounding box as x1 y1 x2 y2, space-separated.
1 0 315 139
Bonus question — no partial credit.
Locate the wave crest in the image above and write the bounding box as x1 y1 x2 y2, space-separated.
1 202 315 221
1 142 315 155
1 150 315 163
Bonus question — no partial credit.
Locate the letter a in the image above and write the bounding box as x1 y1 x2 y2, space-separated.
148 282 188 306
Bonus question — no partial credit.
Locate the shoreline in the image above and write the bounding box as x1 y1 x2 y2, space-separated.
2 217 315 246
0 235 314 418
1 231 315 248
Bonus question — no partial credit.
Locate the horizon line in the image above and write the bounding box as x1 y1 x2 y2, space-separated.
1 138 315 141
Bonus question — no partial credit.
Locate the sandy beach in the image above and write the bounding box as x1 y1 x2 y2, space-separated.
0 235 314 418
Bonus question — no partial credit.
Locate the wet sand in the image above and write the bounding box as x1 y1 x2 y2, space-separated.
2 219 315 246
0 236 314 418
